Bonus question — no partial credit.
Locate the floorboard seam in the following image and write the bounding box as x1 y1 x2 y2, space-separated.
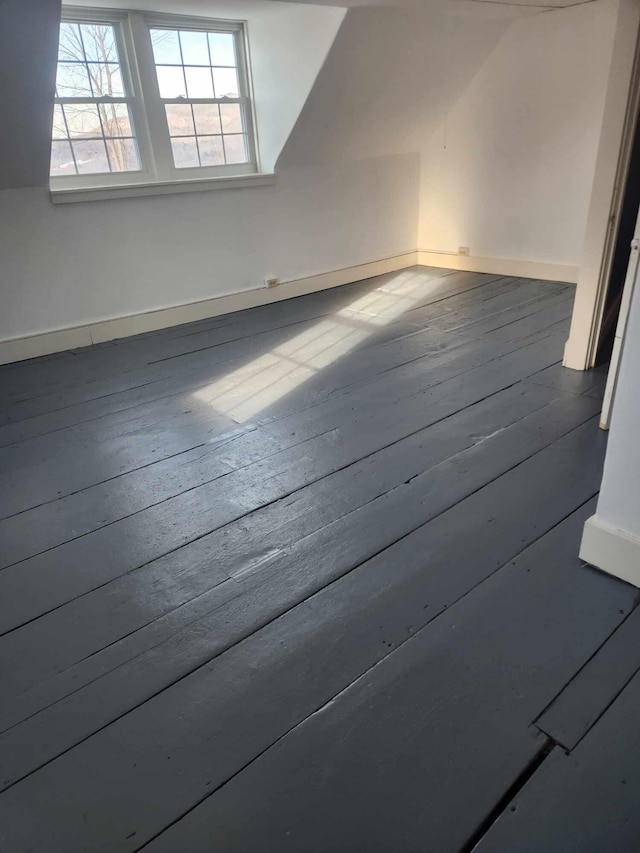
0 374 174 427
0 310 552 455
0 455 602 794
0 274 603 851
0 439 214 523
533 597 640 751
130 495 595 850
431 289 570 333
443 295 574 336
0 382 584 635
0 325 473 445
145 276 511 368
0 337 564 541
0 277 539 435
459 738 557 853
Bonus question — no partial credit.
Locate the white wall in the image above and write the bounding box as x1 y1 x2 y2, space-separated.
267 1 512 282
579 264 640 585
0 155 418 340
0 0 621 346
418 0 618 267
592 272 640 535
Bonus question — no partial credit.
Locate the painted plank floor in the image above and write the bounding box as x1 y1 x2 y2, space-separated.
0 266 634 852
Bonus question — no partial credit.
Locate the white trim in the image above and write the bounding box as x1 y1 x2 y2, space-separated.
418 251 578 284
50 171 275 203
580 514 640 589
0 251 419 364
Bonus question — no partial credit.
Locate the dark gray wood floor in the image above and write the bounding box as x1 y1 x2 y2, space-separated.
0 267 635 852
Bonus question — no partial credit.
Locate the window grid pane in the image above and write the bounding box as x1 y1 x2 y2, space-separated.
51 20 141 177
193 104 221 135
73 139 110 174
152 26 250 170
151 29 181 64
222 133 247 165
51 140 77 176
79 22 118 62
208 32 235 67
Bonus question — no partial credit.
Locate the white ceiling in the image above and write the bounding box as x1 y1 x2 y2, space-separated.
461 0 595 6
265 0 597 8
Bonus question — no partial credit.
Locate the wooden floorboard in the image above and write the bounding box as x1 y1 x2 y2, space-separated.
0 391 599 709
136 503 632 853
0 268 629 852
474 660 640 852
0 330 524 516
0 272 565 425
0 333 570 631
0 381 580 732
535 603 640 750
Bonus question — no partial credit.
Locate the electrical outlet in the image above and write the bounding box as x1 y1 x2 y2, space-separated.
264 276 279 289
458 246 470 256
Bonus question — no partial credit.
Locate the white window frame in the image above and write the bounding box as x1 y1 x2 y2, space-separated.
50 7 270 203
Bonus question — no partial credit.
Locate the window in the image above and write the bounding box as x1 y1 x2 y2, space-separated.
50 8 258 197
52 20 140 177
150 27 249 170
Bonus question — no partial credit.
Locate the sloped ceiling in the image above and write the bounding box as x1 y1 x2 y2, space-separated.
0 0 61 189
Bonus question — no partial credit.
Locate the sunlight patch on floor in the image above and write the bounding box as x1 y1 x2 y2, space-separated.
192 269 438 422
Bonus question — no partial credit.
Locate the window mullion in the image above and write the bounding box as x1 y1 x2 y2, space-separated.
128 11 174 181
95 101 114 172
112 11 156 180
59 104 80 175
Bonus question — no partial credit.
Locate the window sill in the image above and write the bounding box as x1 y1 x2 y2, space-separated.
49 172 276 204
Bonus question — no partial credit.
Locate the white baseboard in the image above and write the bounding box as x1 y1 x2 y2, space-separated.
0 251 419 365
0 248 576 365
418 251 579 284
580 514 640 588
